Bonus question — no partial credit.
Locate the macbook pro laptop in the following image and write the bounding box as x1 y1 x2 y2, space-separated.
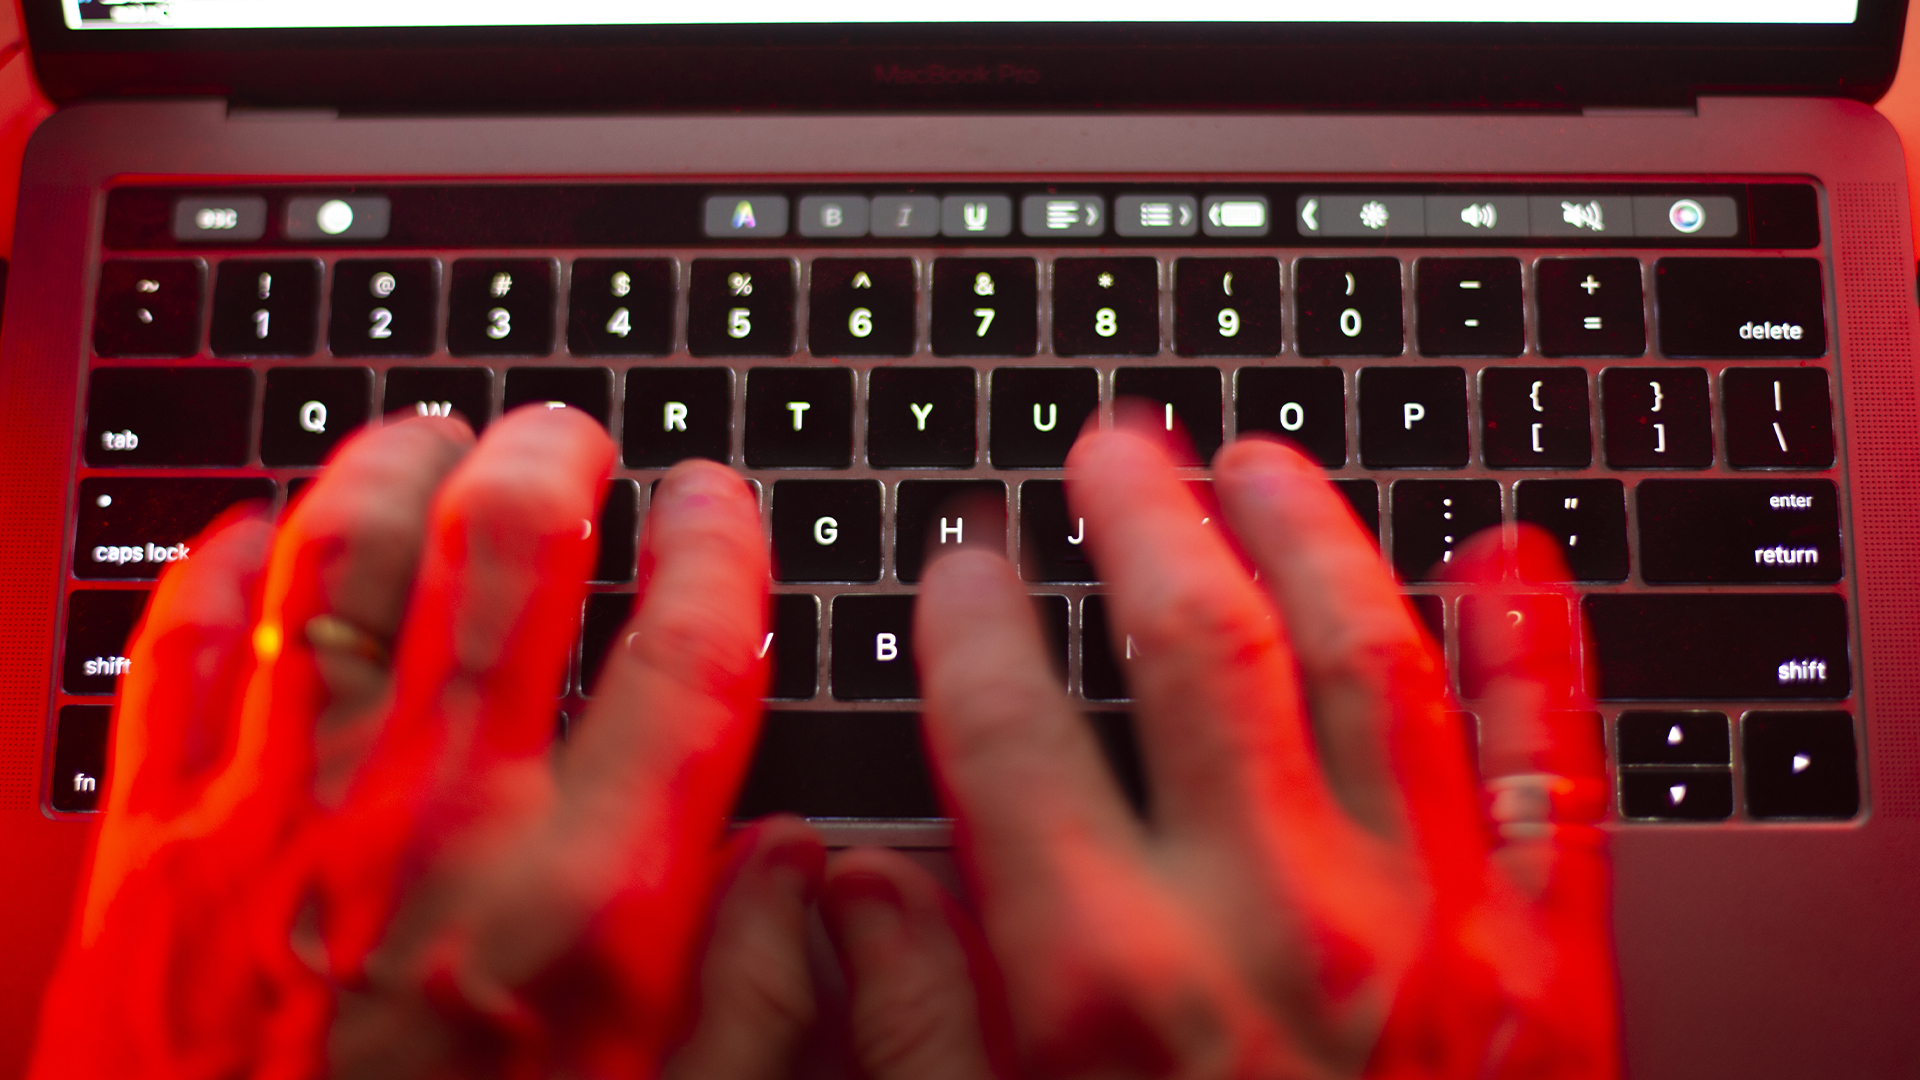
0 0 1916 1074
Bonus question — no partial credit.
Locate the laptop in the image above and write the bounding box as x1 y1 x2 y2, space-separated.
0 0 1916 1073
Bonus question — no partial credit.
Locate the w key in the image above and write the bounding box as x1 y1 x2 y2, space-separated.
75 476 275 580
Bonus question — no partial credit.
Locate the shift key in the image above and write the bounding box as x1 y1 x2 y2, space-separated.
75 477 275 580
1638 479 1841 583
1585 593 1849 700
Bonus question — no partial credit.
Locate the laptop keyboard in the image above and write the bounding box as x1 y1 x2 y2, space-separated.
49 181 1862 828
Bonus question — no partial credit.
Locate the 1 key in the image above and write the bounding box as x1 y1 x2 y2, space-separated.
210 259 321 358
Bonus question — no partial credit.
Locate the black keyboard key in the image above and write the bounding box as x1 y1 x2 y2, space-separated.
63 589 149 695
1621 769 1733 822
770 480 882 583
1174 257 1281 357
766 594 820 700
867 367 976 468
1748 185 1821 249
75 476 275 581
1334 479 1381 543
624 368 731 467
383 368 492 433
688 259 795 357
1584 593 1850 700
1390 479 1501 582
1481 368 1590 468
1296 258 1403 357
210 259 321 358
1114 367 1223 462
1723 368 1834 469
831 595 918 700
329 259 438 358
85 367 252 467
569 258 673 357
1655 258 1826 358
990 367 1099 468
1458 594 1569 700
503 367 612 427
1035 594 1070 686
50 706 111 813
733 712 939 819
93 260 202 358
1416 258 1523 357
1359 367 1469 468
591 479 639 585
1054 257 1159 357
745 368 854 468
932 258 1038 357
1513 479 1628 582
578 592 634 697
1617 711 1730 766
1536 257 1645 358
261 367 372 467
1600 367 1713 469
1235 367 1346 467
1638 479 1841 584
1082 594 1130 701
1019 480 1095 582
810 258 916 357
895 479 1007 583
1743 711 1859 819
447 259 556 357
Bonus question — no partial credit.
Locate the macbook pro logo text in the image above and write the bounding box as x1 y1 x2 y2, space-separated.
874 63 1041 87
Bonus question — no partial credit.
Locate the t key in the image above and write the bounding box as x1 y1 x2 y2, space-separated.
745 368 854 468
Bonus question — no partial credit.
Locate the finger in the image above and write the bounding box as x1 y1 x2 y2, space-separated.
663 817 825 1080
821 847 1003 1080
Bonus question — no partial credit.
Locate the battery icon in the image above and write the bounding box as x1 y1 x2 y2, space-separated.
1208 200 1267 229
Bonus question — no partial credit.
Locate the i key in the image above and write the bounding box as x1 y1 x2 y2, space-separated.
330 259 438 358
688 259 796 357
895 479 1007 583
1296 258 1403 357
811 258 916 357
625 368 731 466
1174 257 1281 357
1359 367 1469 468
931 258 1038 357
1054 257 1159 356
770 480 882 583
867 367 976 468
448 259 556 357
569 258 673 357
1114 368 1223 461
1513 479 1629 582
745 368 854 468
990 367 1099 468
261 367 372 467
210 259 321 358
1601 367 1712 468
1723 368 1834 468
1481 368 1590 468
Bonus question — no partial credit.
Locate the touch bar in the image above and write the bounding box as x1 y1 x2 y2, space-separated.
1584 593 1850 701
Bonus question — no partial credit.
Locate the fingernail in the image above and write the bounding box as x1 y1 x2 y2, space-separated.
758 836 825 904
824 871 907 939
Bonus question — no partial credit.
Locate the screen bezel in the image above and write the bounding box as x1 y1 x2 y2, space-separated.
21 1 1909 112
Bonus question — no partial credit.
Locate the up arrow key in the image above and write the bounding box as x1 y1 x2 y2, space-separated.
852 271 872 289
1667 725 1684 745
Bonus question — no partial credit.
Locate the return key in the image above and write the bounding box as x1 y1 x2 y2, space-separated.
1638 479 1840 583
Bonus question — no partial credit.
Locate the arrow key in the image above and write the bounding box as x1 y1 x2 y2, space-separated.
1621 768 1732 821
1743 710 1859 819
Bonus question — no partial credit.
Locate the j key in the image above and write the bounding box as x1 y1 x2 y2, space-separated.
1334 479 1381 543
1035 594 1070 686
1054 257 1159 357
1513 479 1629 582
1390 479 1501 582
260 367 372 467
895 479 1007 583
1617 711 1730 766
591 479 639 585
1174 257 1281 357
733 712 939 819
1637 479 1841 583
765 594 820 700
1723 368 1834 468
75 476 276 581
1481 368 1590 469
810 258 916 357
569 258 673 357
1114 367 1223 461
50 706 111 813
86 367 252 467
503 367 613 427
383 368 493 433
329 259 438 358
63 589 149 695
1020 480 1095 582
1743 711 1859 819
578 592 634 696
1536 258 1645 358
93 260 202 358
1416 258 1523 357
624 368 731 467
745 367 854 468
932 258 1038 357
210 259 321 358
1296 258 1403 357
1655 258 1826 359
990 367 1099 468
1359 367 1469 468
1584 593 1849 700
867 367 976 468
447 259 556 357
1082 594 1130 701
831 595 918 700
1235 367 1346 467
688 259 796 357
1621 769 1733 822
770 480 882 583
1458 594 1569 699
1600 367 1713 468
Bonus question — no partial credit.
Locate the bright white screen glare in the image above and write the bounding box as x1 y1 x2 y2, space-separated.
65 0 1859 28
